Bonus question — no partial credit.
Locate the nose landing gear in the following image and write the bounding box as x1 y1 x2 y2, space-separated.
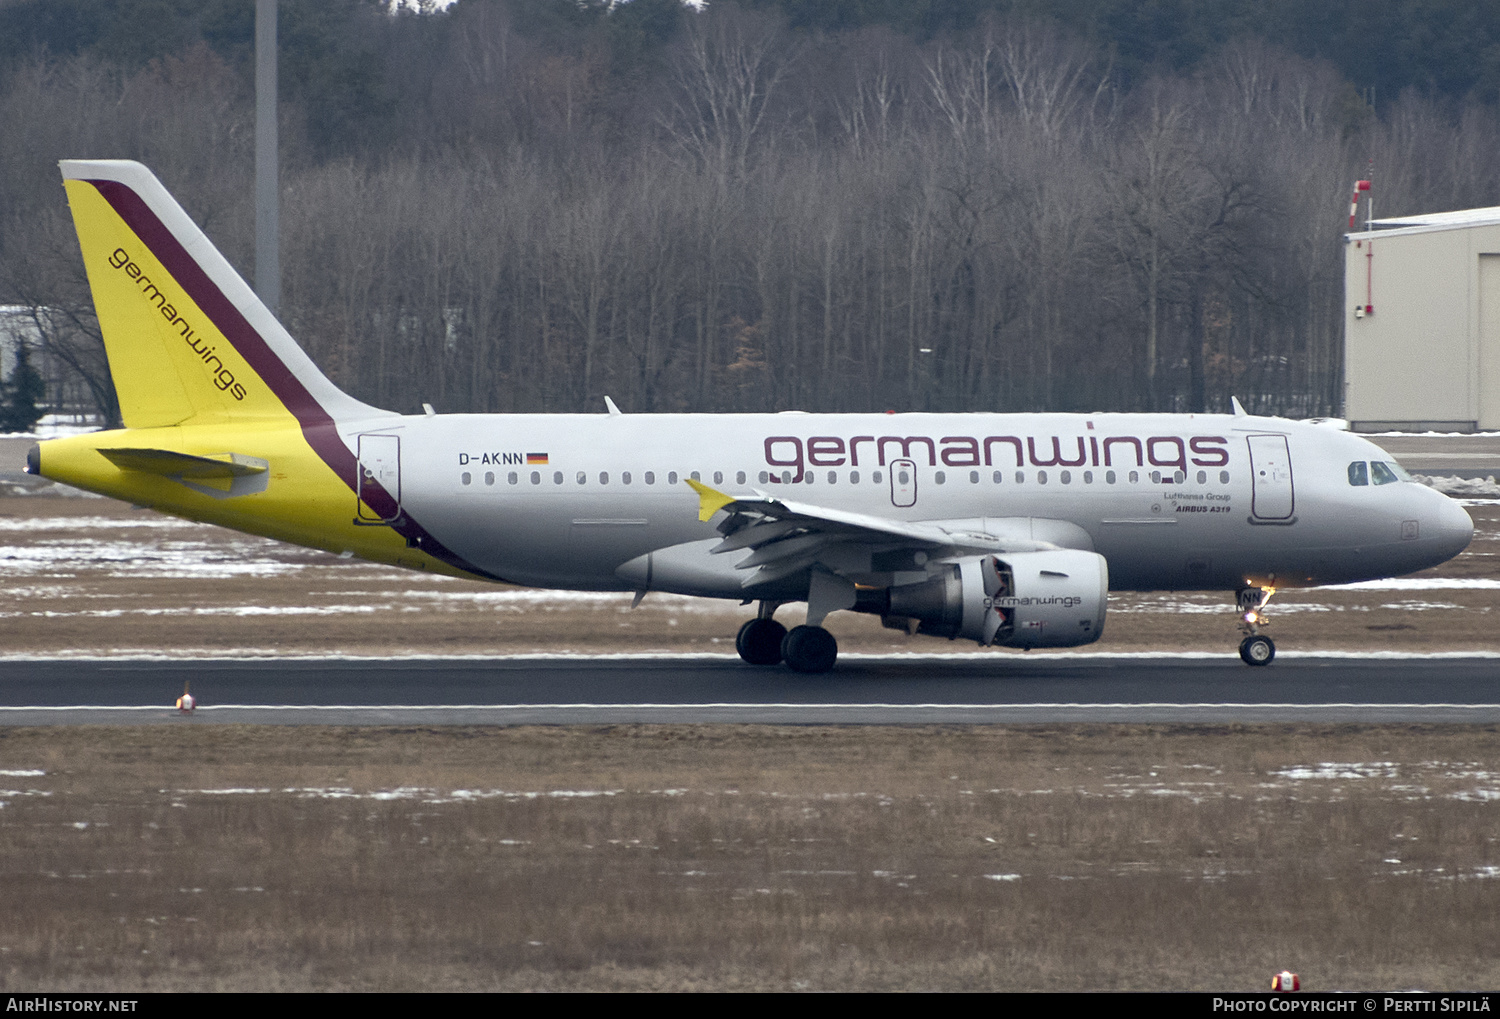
1236 586 1277 666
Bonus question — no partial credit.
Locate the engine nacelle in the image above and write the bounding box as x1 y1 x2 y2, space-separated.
863 549 1108 648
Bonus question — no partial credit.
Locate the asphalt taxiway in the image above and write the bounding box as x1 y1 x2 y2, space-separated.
1 655 1497 724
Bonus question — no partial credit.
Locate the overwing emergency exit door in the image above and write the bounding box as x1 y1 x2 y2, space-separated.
356 433 402 523
890 459 917 507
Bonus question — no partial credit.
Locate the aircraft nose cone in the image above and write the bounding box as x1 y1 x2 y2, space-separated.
1435 494 1474 557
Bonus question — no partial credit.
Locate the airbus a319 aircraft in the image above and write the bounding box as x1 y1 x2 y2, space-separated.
26 160 1475 671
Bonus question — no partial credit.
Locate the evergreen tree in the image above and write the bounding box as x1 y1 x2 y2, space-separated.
0 340 46 434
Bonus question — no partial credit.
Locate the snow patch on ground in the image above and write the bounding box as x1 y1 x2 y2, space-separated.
1413 474 1500 498
176 786 627 804
1272 763 1401 781
1324 577 1500 591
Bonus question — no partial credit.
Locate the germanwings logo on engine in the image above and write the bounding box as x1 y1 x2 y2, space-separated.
761 432 1230 481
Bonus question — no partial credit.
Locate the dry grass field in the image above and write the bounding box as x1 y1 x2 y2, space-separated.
0 495 1497 991
2 724 1499 992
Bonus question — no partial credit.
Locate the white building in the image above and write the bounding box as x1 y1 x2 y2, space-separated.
1344 207 1500 432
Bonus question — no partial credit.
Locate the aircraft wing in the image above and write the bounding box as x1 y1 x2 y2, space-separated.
686 479 1069 588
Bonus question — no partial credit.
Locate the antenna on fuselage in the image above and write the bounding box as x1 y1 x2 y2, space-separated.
604 396 623 417
1231 396 1248 417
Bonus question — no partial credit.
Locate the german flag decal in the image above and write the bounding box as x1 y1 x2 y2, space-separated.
526 453 549 465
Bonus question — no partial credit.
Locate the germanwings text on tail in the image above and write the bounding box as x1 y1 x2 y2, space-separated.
28 160 1474 671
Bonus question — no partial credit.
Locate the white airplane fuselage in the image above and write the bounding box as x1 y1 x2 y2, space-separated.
371 410 1472 594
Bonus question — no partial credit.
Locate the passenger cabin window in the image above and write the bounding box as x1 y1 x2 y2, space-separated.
736 471 746 485
1348 461 1369 486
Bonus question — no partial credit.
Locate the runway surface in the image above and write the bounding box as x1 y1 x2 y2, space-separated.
1 654 1498 724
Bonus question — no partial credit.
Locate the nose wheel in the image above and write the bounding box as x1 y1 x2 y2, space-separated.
1239 634 1275 665
1235 585 1277 667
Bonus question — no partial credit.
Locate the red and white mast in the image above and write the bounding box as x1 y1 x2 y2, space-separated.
1349 174 1374 315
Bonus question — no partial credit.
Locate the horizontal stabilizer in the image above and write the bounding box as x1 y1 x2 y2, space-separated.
99 448 269 479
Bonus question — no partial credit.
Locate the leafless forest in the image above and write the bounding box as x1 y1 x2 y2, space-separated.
2 0 1500 424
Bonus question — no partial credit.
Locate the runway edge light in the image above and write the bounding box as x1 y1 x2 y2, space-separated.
1272 971 1300 992
176 681 195 714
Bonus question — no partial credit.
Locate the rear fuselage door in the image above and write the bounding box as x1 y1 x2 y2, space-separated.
1246 434 1294 520
356 433 402 522
890 458 917 508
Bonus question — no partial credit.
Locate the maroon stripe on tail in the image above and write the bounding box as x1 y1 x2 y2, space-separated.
86 178 505 582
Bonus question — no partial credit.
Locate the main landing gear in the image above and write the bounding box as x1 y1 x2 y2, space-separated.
1235 585 1277 666
735 601 839 673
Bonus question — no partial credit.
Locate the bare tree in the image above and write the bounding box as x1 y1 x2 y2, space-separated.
994 17 1109 145
660 5 799 184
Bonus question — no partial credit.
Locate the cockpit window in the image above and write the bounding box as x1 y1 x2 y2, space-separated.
1371 461 1403 485
1348 461 1369 486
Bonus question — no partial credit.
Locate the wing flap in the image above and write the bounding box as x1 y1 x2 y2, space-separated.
683 479 1075 588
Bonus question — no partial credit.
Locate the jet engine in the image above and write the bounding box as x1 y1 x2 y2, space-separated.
854 549 1108 648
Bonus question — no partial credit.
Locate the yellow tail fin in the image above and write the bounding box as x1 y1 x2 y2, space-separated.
60 159 373 428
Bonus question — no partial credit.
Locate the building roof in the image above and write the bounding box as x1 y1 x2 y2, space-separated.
1355 206 1500 237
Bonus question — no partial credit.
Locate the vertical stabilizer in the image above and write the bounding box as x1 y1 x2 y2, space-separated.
60 159 377 428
